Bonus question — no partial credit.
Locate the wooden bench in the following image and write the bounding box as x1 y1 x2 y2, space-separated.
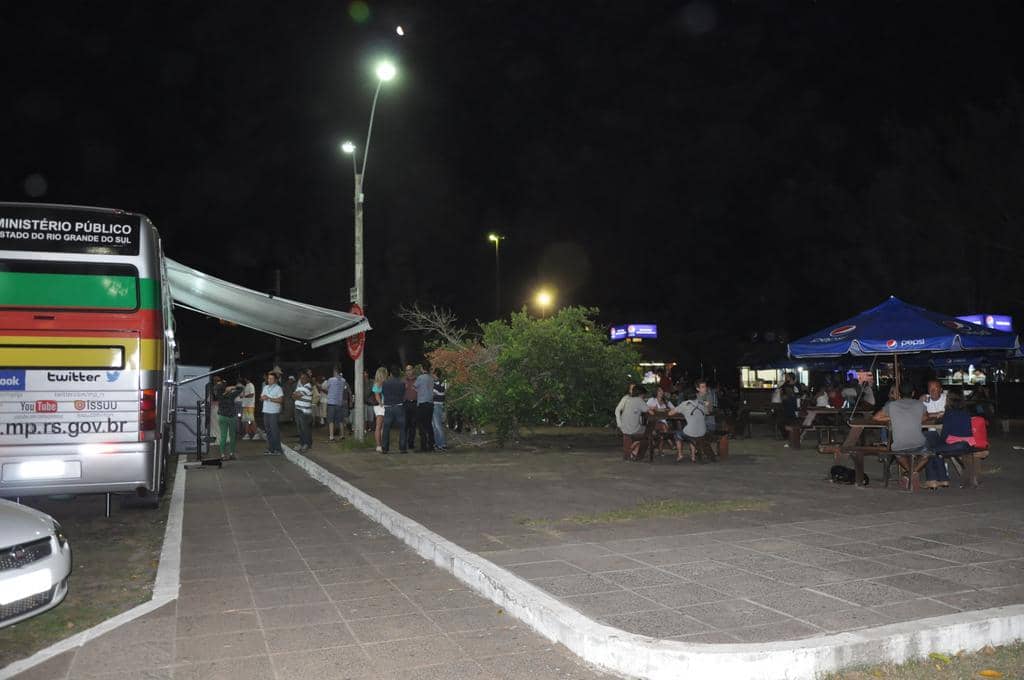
881 449 987 489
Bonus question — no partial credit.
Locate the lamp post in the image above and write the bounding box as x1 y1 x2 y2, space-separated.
341 59 396 441
487 233 503 318
535 288 553 317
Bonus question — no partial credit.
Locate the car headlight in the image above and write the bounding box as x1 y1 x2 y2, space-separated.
52 521 68 550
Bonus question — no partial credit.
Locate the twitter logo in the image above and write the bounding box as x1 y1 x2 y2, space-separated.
106 371 121 382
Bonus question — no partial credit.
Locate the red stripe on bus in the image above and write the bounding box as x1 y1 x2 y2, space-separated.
0 309 163 339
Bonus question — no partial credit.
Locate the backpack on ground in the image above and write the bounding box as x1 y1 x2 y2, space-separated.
830 465 869 486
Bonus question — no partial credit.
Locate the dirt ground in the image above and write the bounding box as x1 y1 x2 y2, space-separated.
0 463 175 667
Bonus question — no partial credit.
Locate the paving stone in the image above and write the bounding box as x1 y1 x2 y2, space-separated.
251 583 329 608
968 541 1024 559
603 609 713 638
508 560 586 580
627 547 707 566
425 605 518 633
601 567 687 588
563 590 664 617
69 639 174 677
632 582 730 608
452 625 554 658
476 650 613 679
8 650 74 680
271 645 374 679
667 631 742 644
258 601 343 629
736 538 807 553
323 578 400 601
348 612 440 643
803 606 894 632
937 586 1024 610
248 571 320 591
703 573 791 599
870 598 960 623
177 610 261 639
680 598 788 629
376 659 494 680
365 635 468 672
531 573 622 597
765 564 851 587
729 619 823 643
564 553 647 572
925 565 1023 589
175 630 268 664
263 622 356 653
917 545 1009 565
337 592 420 620
813 580 922 607
663 560 747 581
875 552 959 572
871 573 975 597
174 655 276 680
718 551 795 571
751 588 850 617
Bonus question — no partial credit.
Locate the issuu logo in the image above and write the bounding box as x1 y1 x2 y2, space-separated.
0 370 26 391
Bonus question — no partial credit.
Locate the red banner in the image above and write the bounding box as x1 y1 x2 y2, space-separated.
347 303 365 360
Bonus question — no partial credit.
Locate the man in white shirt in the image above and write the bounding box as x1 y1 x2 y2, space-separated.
260 372 284 454
615 385 648 460
293 372 314 452
671 389 708 462
241 377 257 439
920 379 947 422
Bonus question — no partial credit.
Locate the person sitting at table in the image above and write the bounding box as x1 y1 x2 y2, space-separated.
646 386 674 413
615 384 648 460
922 388 970 489
841 377 860 409
670 388 707 463
873 382 927 450
860 380 876 407
920 379 947 422
813 385 831 408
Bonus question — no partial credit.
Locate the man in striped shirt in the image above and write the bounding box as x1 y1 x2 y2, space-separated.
293 371 314 452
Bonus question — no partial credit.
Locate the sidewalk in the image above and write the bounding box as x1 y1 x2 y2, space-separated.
12 441 613 680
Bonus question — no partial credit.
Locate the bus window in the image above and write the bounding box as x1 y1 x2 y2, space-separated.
0 261 140 312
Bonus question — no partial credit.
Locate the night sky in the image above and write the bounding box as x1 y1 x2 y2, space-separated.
6 1 1023 375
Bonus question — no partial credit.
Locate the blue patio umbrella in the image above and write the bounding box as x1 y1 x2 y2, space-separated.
788 296 1020 358
789 297 1019 405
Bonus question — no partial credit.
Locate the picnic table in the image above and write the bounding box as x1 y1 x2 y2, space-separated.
641 410 725 463
820 420 983 492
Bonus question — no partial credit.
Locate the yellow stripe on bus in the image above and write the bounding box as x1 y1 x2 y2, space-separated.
0 336 162 371
0 345 124 369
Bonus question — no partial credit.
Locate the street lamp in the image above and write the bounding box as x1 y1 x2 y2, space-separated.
535 288 554 317
487 233 503 318
341 58 397 441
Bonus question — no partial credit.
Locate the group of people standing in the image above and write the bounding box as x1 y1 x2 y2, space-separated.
370 363 447 454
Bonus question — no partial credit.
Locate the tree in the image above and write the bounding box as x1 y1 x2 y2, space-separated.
402 305 640 443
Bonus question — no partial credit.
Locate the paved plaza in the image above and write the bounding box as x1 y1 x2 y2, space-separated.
307 434 1024 644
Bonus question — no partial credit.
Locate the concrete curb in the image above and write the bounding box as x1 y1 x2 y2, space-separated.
0 457 187 680
285 447 1024 680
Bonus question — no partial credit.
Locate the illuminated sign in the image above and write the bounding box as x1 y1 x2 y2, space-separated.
956 314 1013 332
609 324 658 341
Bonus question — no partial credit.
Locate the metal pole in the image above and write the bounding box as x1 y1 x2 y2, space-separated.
353 172 366 440
494 239 500 318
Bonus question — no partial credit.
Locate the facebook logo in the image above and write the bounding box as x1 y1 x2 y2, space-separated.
0 369 26 391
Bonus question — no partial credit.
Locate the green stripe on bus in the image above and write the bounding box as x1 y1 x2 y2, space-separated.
0 272 155 309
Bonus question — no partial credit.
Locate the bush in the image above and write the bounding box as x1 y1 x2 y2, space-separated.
428 307 640 443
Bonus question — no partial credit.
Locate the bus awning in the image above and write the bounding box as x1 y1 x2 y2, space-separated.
165 258 370 348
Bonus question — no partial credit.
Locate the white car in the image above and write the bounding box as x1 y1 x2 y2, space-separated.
0 499 72 628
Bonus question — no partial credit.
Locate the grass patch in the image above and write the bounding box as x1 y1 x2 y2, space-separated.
521 497 772 526
821 641 1023 679
0 463 174 667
